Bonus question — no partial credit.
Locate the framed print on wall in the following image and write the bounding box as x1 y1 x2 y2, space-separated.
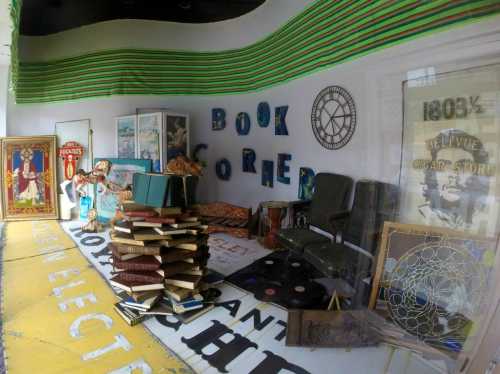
138 112 162 173
399 64 500 238
164 112 189 166
115 115 137 158
1 136 59 220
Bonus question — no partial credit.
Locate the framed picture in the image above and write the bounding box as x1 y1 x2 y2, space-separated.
94 158 152 223
1 136 59 220
115 115 137 158
399 64 500 238
164 112 189 166
369 221 498 354
137 112 162 173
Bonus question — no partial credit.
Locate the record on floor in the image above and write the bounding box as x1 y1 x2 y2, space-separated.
227 272 268 293
281 258 311 282
286 280 326 309
254 282 285 304
254 257 284 279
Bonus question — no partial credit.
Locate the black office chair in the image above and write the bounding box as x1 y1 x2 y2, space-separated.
302 179 399 307
276 173 354 254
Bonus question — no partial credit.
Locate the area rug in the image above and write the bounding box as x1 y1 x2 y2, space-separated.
1 220 190 373
60 220 444 374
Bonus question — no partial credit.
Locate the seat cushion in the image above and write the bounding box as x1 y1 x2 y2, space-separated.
276 228 330 254
304 241 365 281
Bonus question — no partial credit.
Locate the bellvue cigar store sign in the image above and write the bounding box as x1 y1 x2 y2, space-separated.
400 78 500 238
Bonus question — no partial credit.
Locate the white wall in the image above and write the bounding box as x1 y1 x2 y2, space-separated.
7 11 500 210
19 0 312 61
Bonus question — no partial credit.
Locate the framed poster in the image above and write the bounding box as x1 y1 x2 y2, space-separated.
137 112 162 173
164 112 189 166
369 221 497 356
94 158 152 223
115 115 137 158
399 64 500 238
1 136 59 220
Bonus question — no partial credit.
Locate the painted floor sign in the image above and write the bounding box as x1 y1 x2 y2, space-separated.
60 221 445 374
2 220 189 373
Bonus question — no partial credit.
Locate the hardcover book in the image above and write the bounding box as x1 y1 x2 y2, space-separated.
154 227 187 236
158 261 197 278
112 242 162 256
154 248 196 263
109 243 142 261
110 231 148 247
117 270 164 284
133 228 172 241
164 285 200 302
164 274 201 290
110 274 164 292
113 302 145 326
145 216 178 224
112 255 162 271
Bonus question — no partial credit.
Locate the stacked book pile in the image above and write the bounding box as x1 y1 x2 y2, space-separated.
110 202 212 325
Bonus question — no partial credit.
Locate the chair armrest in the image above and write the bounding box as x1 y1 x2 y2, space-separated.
329 210 350 221
328 210 350 237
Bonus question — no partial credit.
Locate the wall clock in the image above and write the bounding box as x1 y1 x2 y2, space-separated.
311 86 356 150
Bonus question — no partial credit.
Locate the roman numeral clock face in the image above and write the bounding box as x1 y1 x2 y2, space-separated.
311 86 357 150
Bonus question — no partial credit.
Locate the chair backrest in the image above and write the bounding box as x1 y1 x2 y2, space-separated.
310 173 353 234
343 180 399 254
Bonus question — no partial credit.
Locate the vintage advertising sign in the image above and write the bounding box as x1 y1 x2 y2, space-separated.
400 66 500 238
1 136 59 220
61 224 444 374
58 141 84 180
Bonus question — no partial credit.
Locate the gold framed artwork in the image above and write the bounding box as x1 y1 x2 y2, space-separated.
1 136 59 220
369 221 497 354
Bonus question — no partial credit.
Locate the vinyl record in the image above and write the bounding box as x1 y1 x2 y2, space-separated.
281 258 310 282
286 280 326 309
227 272 267 293
254 282 285 303
254 257 283 279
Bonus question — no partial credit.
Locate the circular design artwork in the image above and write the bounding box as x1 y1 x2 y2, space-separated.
385 242 485 341
311 86 356 150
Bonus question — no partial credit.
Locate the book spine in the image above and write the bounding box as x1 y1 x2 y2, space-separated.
113 261 160 272
114 244 160 255
119 272 163 284
125 211 158 217
146 217 176 224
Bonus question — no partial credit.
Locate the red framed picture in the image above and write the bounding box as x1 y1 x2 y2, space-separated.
1 136 59 220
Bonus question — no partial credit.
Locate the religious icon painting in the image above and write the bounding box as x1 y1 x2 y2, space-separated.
1 136 59 220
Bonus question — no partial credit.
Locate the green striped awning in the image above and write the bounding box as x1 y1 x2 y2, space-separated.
14 0 500 103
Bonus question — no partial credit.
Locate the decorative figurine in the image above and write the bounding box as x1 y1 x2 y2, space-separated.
81 208 102 233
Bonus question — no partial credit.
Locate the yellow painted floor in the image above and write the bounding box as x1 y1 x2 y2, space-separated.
2 220 190 373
